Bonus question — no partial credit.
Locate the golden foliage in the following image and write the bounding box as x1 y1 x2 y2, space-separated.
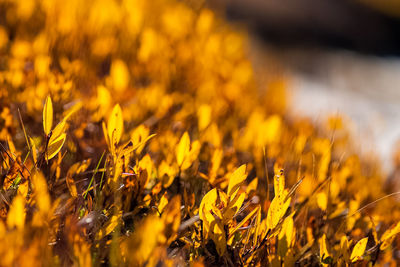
0 0 399 265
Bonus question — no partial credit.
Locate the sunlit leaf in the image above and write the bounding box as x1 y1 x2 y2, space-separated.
227 164 246 199
278 214 294 258
350 237 368 262
319 234 332 265
66 174 78 198
246 177 258 194
197 104 211 131
199 189 219 234
176 131 190 167
159 160 178 188
107 104 123 147
43 95 53 135
46 132 66 160
316 192 328 210
266 192 290 231
29 137 37 164
66 159 91 198
253 204 262 247
97 213 122 240
381 221 400 250
130 124 150 154
102 121 110 148
158 193 169 214
162 195 181 244
340 235 351 262
49 120 67 143
63 101 82 121
273 168 285 197
224 192 245 220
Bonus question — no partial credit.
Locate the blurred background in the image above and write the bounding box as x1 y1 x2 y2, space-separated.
214 0 400 171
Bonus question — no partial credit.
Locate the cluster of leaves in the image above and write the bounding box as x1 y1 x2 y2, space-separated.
1 0 400 265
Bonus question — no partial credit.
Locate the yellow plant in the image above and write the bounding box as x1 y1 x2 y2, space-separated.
0 0 400 266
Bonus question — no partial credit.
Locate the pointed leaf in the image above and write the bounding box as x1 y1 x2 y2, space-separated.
267 190 291 231
381 221 400 250
350 237 368 262
227 164 247 199
46 133 66 160
319 234 332 264
176 132 190 167
63 101 82 121
43 96 53 135
107 104 123 146
49 120 67 143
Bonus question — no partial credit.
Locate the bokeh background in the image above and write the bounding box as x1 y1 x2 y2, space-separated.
215 0 400 171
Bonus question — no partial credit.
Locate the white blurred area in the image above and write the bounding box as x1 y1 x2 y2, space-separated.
250 38 400 171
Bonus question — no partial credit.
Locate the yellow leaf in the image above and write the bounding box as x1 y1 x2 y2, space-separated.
176 131 190 167
161 195 181 244
159 160 178 188
278 215 294 258
273 168 285 197
102 121 110 148
340 236 351 262
96 213 121 240
316 192 328 210
209 148 223 184
63 101 82 121
350 237 368 262
253 205 262 247
229 205 259 238
319 234 332 264
199 189 219 232
210 220 226 256
66 174 78 198
138 154 154 185
7 195 25 230
267 192 290 231
224 192 245 222
158 193 169 214
105 214 120 236
130 134 156 153
50 120 67 142
278 214 294 245
66 159 91 198
197 104 212 131
381 221 400 250
43 95 53 135
107 104 123 147
246 177 258 194
29 137 37 164
227 164 247 199
130 124 150 154
181 140 200 171
46 132 66 160
199 189 229 256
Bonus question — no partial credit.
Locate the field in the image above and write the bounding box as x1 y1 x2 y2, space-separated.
1 0 400 266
